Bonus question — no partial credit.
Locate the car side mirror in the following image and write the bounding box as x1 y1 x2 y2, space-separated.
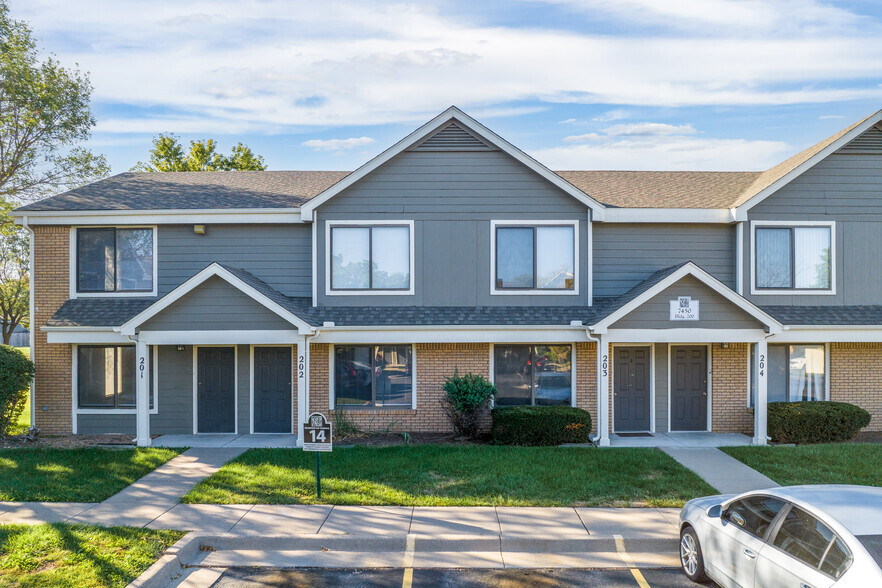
707 505 722 518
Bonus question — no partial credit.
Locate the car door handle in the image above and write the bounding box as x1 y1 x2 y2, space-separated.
800 584 813 588
743 548 757 559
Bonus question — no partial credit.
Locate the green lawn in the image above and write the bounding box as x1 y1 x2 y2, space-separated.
183 445 717 507
0 523 183 588
722 444 882 487
0 448 182 502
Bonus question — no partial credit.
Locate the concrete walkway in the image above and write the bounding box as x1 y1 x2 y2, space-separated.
661 447 779 494
607 432 753 448
152 434 299 448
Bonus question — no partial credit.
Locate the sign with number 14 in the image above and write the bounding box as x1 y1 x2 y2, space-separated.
303 412 333 452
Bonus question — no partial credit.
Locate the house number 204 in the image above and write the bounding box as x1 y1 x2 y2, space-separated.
758 354 765 377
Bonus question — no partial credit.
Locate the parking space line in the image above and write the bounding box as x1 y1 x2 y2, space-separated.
614 534 652 588
401 534 416 588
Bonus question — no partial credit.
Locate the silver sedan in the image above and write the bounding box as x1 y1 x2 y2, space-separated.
678 485 882 587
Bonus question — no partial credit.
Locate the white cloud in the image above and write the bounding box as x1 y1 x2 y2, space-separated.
602 122 698 137
818 114 845 119
302 137 376 152
591 109 630 122
558 118 577 124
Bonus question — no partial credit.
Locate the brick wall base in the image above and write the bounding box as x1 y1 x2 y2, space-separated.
711 343 753 435
830 343 882 432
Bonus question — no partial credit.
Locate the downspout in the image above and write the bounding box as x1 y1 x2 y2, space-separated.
584 327 601 443
22 216 36 430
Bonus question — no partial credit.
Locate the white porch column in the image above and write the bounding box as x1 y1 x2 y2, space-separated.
598 336 610 446
753 337 768 445
295 336 308 448
135 339 152 446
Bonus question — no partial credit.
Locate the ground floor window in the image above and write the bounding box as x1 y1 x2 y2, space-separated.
77 345 154 409
333 345 413 407
494 345 572 406
750 343 826 406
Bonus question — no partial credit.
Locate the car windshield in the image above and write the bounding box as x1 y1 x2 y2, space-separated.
857 535 882 570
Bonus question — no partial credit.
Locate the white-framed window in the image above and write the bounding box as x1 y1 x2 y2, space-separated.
330 344 416 409
749 343 829 407
71 226 157 298
326 220 414 295
73 344 156 413
751 221 834 295
490 220 579 295
492 344 574 406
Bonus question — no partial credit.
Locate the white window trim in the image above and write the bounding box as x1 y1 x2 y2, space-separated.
488 343 577 408
71 344 158 419
249 345 295 435
665 343 712 433
69 226 159 299
192 345 239 434
325 220 415 296
747 342 830 407
610 343 655 434
749 220 836 296
328 343 418 410
489 220 580 296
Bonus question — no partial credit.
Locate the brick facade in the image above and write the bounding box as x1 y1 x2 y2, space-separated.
575 342 598 435
710 343 753 435
830 343 882 432
32 226 72 434
309 342 491 434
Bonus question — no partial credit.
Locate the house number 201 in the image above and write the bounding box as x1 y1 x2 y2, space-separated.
601 354 608 378
298 355 305 379
139 356 145 379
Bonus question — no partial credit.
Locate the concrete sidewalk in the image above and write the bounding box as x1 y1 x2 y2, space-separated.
662 447 779 494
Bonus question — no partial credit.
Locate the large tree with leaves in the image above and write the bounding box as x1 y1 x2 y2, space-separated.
133 134 267 172
0 1 109 342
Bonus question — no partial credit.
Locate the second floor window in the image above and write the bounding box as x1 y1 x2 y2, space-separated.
495 224 575 291
755 225 831 291
77 227 154 293
330 224 411 291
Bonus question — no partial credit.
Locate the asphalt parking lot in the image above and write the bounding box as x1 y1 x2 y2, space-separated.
213 567 708 587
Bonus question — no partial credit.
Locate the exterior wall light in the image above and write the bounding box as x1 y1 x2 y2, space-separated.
193 225 206 235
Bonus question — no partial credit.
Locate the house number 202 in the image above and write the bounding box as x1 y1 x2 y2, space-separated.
298 355 305 379
601 354 608 378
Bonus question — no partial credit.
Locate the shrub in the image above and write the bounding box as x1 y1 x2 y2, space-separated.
767 401 871 444
491 406 592 446
0 346 34 437
441 371 496 440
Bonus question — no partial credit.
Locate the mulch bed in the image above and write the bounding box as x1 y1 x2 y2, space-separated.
0 434 135 449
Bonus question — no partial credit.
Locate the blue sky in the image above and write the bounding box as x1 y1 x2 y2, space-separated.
14 0 882 173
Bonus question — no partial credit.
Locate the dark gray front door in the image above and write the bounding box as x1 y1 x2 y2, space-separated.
614 346 651 432
671 346 708 431
197 347 236 433
254 346 292 433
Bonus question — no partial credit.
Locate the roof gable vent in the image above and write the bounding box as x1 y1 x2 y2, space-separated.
837 124 882 154
410 122 496 151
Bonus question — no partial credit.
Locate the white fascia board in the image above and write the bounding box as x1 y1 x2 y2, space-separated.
119 262 314 335
300 106 605 221
601 208 734 223
590 262 783 333
770 328 882 343
46 329 131 344
12 208 303 225
734 110 882 221
313 325 593 345
605 328 766 343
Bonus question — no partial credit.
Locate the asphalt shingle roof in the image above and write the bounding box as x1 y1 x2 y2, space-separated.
760 306 882 326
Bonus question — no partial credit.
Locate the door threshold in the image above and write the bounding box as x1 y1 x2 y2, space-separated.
614 432 654 437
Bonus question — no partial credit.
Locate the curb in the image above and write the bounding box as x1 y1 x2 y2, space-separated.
126 533 201 588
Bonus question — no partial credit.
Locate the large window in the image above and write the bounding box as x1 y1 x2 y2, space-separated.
494 224 575 291
494 345 572 406
330 224 411 291
334 345 413 407
77 227 154 293
77 345 153 410
750 344 826 406
755 225 832 291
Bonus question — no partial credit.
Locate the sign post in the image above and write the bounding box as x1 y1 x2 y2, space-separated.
303 412 332 499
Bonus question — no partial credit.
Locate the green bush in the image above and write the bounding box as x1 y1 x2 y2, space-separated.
768 401 871 444
0 346 34 437
491 406 592 446
441 371 496 439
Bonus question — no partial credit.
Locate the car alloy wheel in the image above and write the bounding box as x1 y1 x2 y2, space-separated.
680 532 698 575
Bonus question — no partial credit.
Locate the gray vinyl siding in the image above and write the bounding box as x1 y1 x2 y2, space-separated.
745 153 882 306
157 224 312 297
150 345 194 435
610 276 765 330
77 413 135 435
654 343 668 433
315 150 591 307
237 345 249 434
593 224 736 297
141 277 291 331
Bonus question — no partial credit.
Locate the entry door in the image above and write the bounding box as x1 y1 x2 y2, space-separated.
614 347 651 432
197 347 236 433
253 347 293 433
671 346 708 431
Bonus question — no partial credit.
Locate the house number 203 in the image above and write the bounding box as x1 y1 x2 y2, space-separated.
601 354 608 378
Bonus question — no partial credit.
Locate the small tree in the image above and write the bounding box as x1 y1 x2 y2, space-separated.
0 345 34 436
132 134 267 172
441 371 496 440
